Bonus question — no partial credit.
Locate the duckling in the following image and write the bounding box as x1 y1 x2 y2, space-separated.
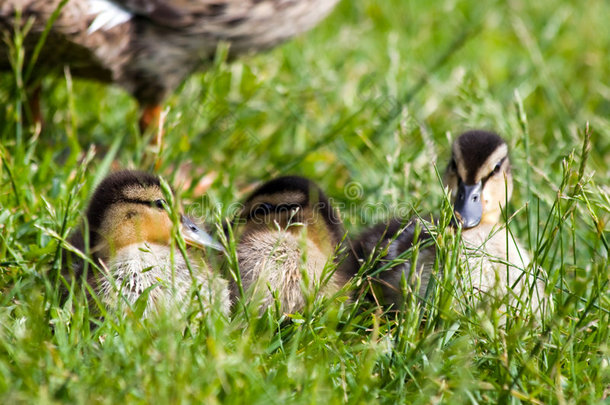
233 176 348 314
347 216 436 307
65 170 230 318
351 130 544 315
1 0 339 131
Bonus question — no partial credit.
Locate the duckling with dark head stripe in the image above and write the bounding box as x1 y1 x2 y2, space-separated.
66 170 230 318
444 131 545 313
350 131 545 316
234 176 349 314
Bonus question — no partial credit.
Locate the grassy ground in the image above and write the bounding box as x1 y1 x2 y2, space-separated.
1 0 609 403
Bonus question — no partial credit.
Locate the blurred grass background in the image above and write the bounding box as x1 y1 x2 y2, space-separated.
1 0 609 403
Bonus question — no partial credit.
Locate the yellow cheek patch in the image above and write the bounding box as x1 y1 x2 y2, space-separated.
141 211 173 245
99 205 174 256
480 178 510 225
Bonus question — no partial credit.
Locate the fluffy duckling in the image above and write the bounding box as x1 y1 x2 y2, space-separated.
347 217 436 306
233 176 348 314
65 170 230 318
1 0 339 130
351 130 544 315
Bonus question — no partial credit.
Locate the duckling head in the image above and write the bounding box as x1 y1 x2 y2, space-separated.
238 176 344 254
85 170 221 263
443 130 512 229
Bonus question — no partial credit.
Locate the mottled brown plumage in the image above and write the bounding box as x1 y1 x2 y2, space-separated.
0 0 339 128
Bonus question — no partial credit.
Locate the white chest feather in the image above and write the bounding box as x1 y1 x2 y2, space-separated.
460 224 545 316
237 229 339 314
99 243 229 318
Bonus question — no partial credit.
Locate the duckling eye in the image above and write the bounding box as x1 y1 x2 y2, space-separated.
492 162 502 175
449 159 457 172
153 199 166 210
252 202 274 217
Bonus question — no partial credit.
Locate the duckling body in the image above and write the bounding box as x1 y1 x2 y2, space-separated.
66 170 230 318
460 223 531 296
351 131 544 315
1 0 339 128
234 176 348 313
347 218 435 305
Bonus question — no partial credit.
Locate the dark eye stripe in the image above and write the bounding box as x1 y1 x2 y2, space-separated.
246 201 305 220
119 198 165 208
492 156 507 174
276 203 302 212
454 156 508 185
249 202 274 218
482 156 508 184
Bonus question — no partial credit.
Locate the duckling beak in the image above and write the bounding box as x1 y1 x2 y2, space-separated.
180 215 225 252
453 181 482 229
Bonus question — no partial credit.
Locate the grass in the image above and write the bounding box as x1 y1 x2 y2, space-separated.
1 0 609 403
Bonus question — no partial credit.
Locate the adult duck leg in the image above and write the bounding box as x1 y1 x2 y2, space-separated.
139 104 162 137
